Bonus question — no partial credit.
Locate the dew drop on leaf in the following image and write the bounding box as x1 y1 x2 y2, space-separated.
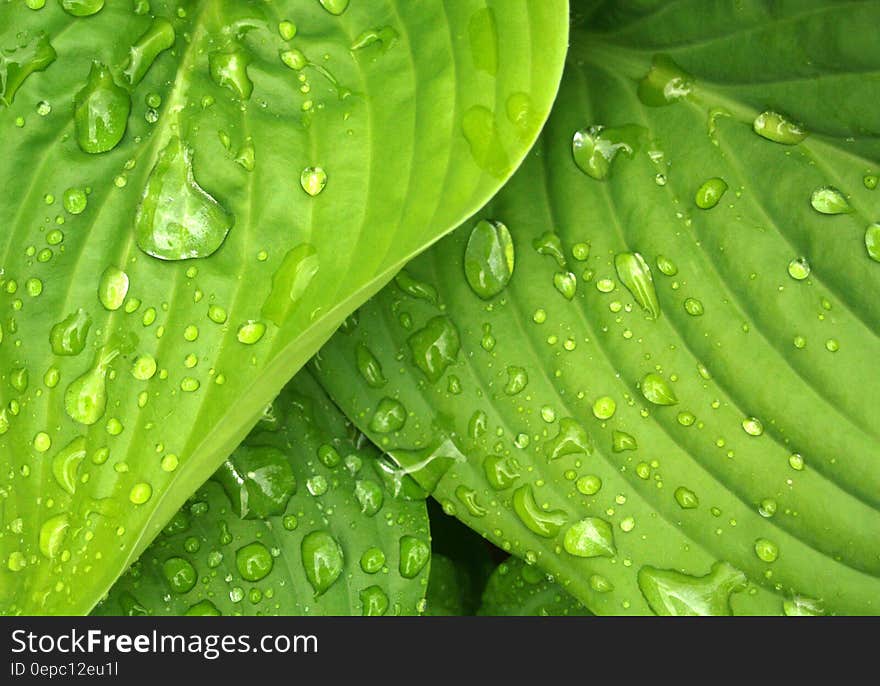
262 244 319 325
97 266 130 311
562 517 615 558
300 167 327 196
51 437 87 495
74 62 130 154
464 219 515 299
694 177 728 209
39 514 69 559
236 542 273 581
865 223 880 262
787 256 811 280
615 252 660 318
810 186 852 215
123 18 175 86
135 137 234 260
752 110 807 145
637 54 694 107
60 0 104 16
512 485 567 538
319 0 349 15
641 372 678 405
637 561 746 616
0 31 56 106
162 557 197 593
301 530 344 596
209 49 253 100
398 535 430 578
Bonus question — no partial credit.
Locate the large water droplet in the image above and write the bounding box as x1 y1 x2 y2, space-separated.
319 0 349 15
0 31 56 105
216 445 296 519
572 125 644 180
512 485 567 538
545 417 592 460
300 167 327 196
301 530 344 596
262 244 319 325
236 542 273 581
74 62 130 154
563 517 615 558
810 186 852 215
64 345 119 425
163 557 197 593
50 309 91 355
51 437 87 495
695 177 728 209
209 49 253 100
752 110 807 145
39 514 70 558
640 372 678 406
399 535 430 579
615 252 660 318
61 0 104 16
98 266 130 311
638 561 746 615
407 316 460 382
637 54 694 106
124 18 175 86
356 343 386 388
464 219 515 299
135 136 234 260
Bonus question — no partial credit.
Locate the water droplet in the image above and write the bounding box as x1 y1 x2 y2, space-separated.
280 48 307 71
683 297 704 316
752 110 807 145
592 396 616 420
754 538 778 562
563 517 615 558
39 514 69 558
611 430 637 453
0 31 56 105
674 486 699 509
572 125 642 180
216 445 296 519
695 177 728 209
61 0 104 16
864 174 879 190
360 547 385 574
51 437 87 495
209 49 253 100
615 252 660 318
300 167 327 196
787 256 811 280
62 187 88 215
545 417 592 460
236 542 273 581
261 243 319 325
278 20 297 41
640 372 678 406
638 562 746 615
553 271 577 300
399 535 430 578
483 454 521 490
504 366 528 396
783 596 824 616
464 219 515 299
810 186 852 215
462 106 508 178
742 416 764 436
163 557 197 593
65 345 119 425
351 26 399 54
129 482 152 504
354 479 384 516
135 137 234 260
74 62 130 154
512 485 567 538
123 18 175 86
865 223 880 262
98 266 130 311
131 354 157 380
356 343 386 388
408 316 460 382
301 530 344 596
236 321 265 345
319 0 349 15
369 397 406 433
656 255 678 276
637 54 694 107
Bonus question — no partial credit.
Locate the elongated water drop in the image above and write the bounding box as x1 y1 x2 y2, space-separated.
261 244 319 325
124 18 175 85
640 372 678 405
98 266 129 311
135 137 234 260
319 0 349 15
811 186 852 215
512 485 567 538
572 125 642 180
61 0 104 16
399 536 430 578
64 345 119 425
638 54 694 106
50 309 91 356
638 562 746 616
408 316 460 382
74 62 130 154
39 514 70 558
695 177 728 209
0 32 56 105
615 252 660 318
301 530 344 596
209 49 253 100
52 437 87 495
753 111 807 145
356 343 386 388
464 220 515 299
865 223 880 262
351 26 399 54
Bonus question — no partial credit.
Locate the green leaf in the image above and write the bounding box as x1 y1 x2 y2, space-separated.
478 557 590 616
95 371 430 616
315 0 880 615
0 0 568 614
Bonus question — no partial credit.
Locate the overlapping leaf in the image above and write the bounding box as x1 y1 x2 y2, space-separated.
96 372 429 616
316 0 880 615
0 0 569 613
478 558 589 616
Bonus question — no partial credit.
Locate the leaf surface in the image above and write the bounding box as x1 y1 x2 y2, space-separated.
96 371 430 616
316 0 880 615
0 0 569 614
478 557 589 616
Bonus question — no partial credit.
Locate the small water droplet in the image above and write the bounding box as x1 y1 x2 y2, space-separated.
752 110 807 145
300 167 327 196
74 62 130 154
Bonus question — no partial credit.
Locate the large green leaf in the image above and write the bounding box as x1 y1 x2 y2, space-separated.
478 557 589 616
96 372 429 616
316 0 880 615
0 0 568 614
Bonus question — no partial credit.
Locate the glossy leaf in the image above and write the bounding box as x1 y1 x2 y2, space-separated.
316 0 880 615
0 0 568 613
95 372 430 616
478 558 590 617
